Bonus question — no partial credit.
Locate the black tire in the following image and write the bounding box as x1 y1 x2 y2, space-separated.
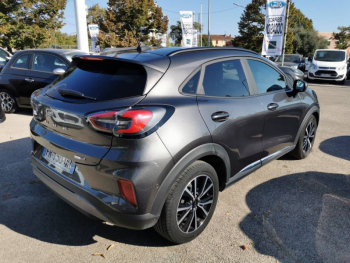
154 161 219 244
338 79 345 85
290 115 317 159
0 89 18 113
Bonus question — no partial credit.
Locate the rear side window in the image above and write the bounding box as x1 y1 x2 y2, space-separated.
247 60 286 94
12 54 31 69
46 59 147 102
182 71 200 94
202 60 250 97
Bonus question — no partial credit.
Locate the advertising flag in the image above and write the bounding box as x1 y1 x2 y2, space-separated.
261 0 287 56
88 24 99 52
180 11 193 47
193 30 198 47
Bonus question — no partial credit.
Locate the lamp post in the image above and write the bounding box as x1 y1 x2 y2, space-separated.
207 0 211 47
74 0 89 52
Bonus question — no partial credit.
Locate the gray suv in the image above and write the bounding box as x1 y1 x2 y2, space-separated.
30 47 320 244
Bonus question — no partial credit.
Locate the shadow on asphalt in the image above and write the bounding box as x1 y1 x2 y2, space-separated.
0 137 173 247
240 171 350 263
319 136 350 161
14 108 33 116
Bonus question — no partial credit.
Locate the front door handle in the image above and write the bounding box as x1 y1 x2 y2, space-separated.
211 111 230 122
267 103 279 111
25 78 34 82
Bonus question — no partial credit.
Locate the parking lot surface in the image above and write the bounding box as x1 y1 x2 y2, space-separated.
1 80 350 263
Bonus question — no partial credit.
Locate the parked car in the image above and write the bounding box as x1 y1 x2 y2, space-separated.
278 66 304 81
274 54 305 71
30 47 320 244
0 98 5 123
0 49 88 113
0 47 12 59
302 57 310 72
308 49 347 85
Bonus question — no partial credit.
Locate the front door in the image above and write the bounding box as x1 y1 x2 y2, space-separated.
245 59 304 157
196 58 266 177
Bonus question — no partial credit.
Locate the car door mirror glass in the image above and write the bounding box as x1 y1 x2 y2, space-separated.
294 80 307 92
53 68 66 75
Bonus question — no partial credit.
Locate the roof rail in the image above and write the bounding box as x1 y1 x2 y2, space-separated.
167 47 259 57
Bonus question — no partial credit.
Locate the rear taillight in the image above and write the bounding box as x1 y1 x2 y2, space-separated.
118 179 137 206
87 106 174 138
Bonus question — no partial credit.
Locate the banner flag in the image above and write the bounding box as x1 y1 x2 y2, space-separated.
88 24 99 52
261 0 287 56
180 11 193 47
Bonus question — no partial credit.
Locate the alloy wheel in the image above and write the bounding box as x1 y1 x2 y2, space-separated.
303 121 315 153
0 92 15 112
177 174 214 233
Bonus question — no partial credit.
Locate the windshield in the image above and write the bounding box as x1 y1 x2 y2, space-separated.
275 55 300 63
314 51 346 62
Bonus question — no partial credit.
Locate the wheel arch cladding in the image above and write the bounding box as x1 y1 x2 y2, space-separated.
150 143 230 216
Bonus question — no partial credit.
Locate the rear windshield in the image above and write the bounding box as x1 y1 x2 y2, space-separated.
314 51 346 62
46 59 147 102
275 55 300 63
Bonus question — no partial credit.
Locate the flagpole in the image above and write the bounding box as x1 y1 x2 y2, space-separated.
282 0 291 66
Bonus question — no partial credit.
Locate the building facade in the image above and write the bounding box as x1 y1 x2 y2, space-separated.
210 34 234 47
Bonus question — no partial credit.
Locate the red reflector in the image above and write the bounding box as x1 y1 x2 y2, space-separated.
80 57 104 61
118 110 152 134
118 180 137 206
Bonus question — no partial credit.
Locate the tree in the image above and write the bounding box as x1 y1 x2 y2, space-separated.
87 4 106 27
231 0 265 52
169 21 202 46
0 0 67 52
98 0 169 48
333 26 350 49
291 27 328 57
201 35 214 47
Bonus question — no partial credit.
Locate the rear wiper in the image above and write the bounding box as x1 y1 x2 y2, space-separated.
58 88 96 101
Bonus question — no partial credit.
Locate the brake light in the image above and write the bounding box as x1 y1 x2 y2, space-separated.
80 57 104 61
88 106 173 138
118 179 137 206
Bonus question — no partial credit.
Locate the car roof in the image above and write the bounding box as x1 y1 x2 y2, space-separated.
14 49 89 55
145 47 258 56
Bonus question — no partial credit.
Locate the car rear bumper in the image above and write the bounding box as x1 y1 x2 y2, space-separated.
31 154 159 230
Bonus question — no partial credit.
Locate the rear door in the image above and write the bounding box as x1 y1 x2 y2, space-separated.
245 58 304 158
22 53 69 106
195 58 266 177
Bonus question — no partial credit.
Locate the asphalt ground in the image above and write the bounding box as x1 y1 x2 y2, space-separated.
0 80 350 263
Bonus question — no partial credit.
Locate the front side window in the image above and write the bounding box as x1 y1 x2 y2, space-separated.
12 54 31 69
33 54 68 73
247 60 286 94
182 71 200 94
202 60 250 97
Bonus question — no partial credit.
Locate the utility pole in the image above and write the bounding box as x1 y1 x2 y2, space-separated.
198 12 201 47
282 0 291 66
208 0 211 47
200 3 203 47
74 0 89 52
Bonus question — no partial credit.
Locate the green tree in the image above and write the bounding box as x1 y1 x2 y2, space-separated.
0 0 67 52
98 0 169 48
333 26 350 49
169 21 203 46
87 4 106 27
291 27 328 57
231 0 265 52
201 35 214 47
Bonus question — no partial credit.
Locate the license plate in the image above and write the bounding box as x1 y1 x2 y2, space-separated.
42 148 76 174
321 74 331 77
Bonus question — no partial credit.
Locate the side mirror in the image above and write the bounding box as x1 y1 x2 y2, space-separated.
53 68 65 75
294 80 308 93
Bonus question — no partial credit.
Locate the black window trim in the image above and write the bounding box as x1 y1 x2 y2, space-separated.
31 52 69 74
197 57 255 99
242 57 293 97
11 53 33 71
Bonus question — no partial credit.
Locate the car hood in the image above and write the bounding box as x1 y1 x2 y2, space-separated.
313 60 346 68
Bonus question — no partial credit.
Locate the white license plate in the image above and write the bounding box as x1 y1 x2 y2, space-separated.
42 148 76 174
321 74 331 77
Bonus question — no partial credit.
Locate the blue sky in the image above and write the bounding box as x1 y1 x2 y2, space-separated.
62 0 350 36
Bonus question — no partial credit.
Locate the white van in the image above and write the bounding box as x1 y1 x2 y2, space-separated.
308 49 347 85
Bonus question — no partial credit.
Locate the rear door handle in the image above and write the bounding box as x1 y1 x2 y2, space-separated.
211 111 230 122
25 78 34 82
267 103 279 111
